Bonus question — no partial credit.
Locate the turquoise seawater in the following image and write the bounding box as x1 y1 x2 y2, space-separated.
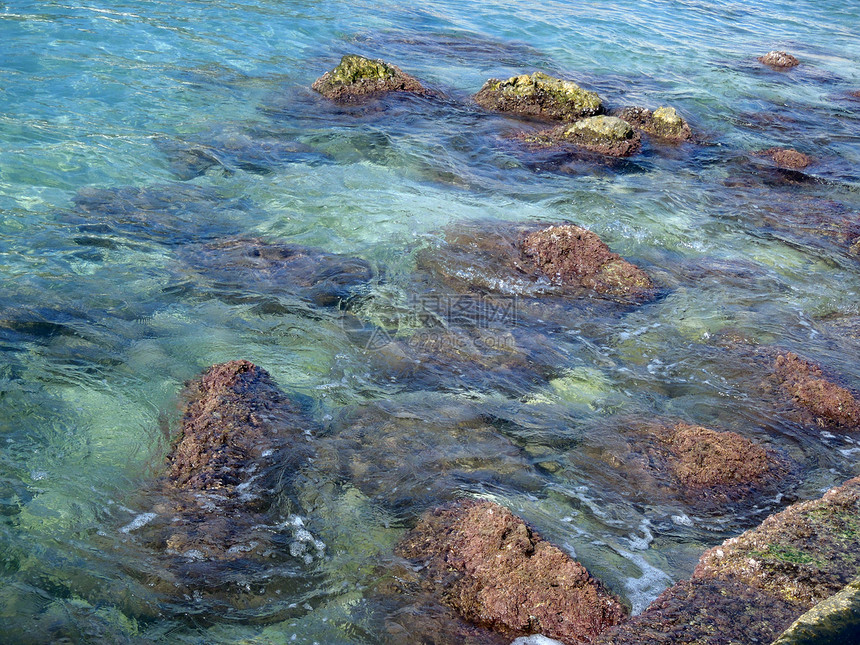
1 0 859 642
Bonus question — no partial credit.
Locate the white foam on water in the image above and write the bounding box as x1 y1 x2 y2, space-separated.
120 512 157 534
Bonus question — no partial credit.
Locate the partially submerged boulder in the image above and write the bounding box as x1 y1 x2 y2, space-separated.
527 116 641 157
520 224 653 297
614 106 692 142
474 72 603 122
597 476 860 643
153 360 315 561
311 54 425 102
396 499 627 643
415 220 654 304
759 51 801 68
773 351 860 430
759 147 813 170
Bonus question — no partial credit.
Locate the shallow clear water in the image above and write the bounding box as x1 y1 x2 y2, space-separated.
1 0 859 642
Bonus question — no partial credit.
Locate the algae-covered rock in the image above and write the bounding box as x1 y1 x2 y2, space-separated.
596 476 860 644
595 577 801 645
615 106 692 142
696 476 860 606
773 351 860 431
395 499 627 643
526 116 641 157
311 54 425 102
771 577 860 645
759 51 800 68
521 224 653 297
474 71 603 121
759 147 813 170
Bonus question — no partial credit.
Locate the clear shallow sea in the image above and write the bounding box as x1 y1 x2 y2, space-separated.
1 0 859 642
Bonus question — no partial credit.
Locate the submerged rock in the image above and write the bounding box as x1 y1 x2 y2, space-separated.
311 54 426 102
311 400 541 513
520 224 653 297
178 237 376 307
773 351 860 430
759 50 801 68
759 147 813 170
66 183 247 245
614 106 692 142
473 72 603 122
527 116 641 157
597 476 860 643
395 499 627 643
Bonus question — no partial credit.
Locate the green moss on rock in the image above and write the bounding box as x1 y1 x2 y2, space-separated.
474 71 603 121
312 54 425 102
696 477 860 606
615 105 693 141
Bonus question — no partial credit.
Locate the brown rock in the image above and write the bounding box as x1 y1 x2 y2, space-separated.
154 360 314 561
521 224 654 298
761 147 813 170
595 577 801 645
658 422 780 489
311 54 425 102
759 51 801 68
395 499 627 643
597 476 860 643
773 351 860 430
696 477 860 607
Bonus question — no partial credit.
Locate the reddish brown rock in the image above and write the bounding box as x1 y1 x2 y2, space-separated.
312 54 426 102
520 224 654 298
596 476 860 644
152 360 314 561
657 422 779 490
759 51 800 68
696 477 860 607
773 351 860 430
760 147 813 170
395 499 627 643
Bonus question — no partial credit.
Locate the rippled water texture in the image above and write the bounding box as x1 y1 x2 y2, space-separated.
1 0 859 642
